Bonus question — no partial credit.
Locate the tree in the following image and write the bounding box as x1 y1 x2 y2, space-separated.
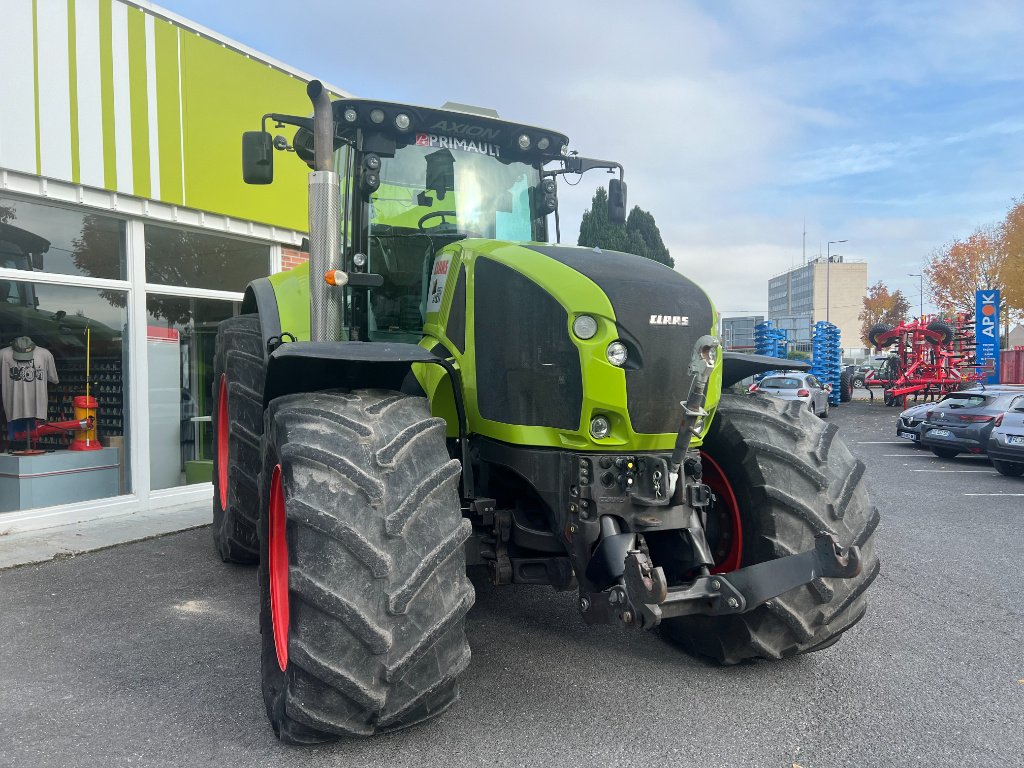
858 281 911 345
577 187 674 268
997 199 1024 325
924 226 1003 316
625 207 674 267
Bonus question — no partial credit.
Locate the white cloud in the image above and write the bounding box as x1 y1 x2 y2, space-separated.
162 0 1024 316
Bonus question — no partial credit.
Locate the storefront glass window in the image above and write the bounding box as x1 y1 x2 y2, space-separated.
1 281 130 512
145 225 270 292
146 295 238 490
1 197 127 281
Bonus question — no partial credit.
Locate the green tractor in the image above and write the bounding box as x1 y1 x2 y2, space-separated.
212 81 879 742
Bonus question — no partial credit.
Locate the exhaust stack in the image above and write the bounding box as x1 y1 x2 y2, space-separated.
305 80 342 342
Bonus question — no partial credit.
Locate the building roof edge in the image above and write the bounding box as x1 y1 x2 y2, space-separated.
122 0 352 97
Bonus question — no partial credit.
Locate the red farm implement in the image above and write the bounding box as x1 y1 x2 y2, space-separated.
863 315 989 408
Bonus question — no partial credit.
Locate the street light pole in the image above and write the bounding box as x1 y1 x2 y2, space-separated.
826 239 847 323
908 273 923 319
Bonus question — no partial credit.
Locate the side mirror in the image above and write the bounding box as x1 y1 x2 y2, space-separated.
425 149 455 200
607 178 627 224
242 131 274 185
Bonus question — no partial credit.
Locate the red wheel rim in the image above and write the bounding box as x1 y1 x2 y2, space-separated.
268 464 290 671
216 375 229 511
700 451 743 574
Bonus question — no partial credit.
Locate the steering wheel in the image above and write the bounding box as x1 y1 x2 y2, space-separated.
418 210 457 230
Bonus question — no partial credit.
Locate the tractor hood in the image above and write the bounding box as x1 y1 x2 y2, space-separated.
526 244 716 435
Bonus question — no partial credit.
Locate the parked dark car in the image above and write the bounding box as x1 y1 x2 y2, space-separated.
895 401 934 445
920 386 1024 459
987 393 1024 477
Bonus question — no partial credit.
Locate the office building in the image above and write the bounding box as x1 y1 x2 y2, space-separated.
767 257 868 350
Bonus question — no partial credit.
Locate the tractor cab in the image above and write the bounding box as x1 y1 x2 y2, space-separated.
243 91 626 342
0 222 48 310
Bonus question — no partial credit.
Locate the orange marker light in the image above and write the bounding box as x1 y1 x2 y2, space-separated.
324 270 349 286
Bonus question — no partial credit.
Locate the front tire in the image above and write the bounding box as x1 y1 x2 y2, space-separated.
258 389 474 742
662 393 880 664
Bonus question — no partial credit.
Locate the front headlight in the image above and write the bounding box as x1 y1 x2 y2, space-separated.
590 415 611 439
606 341 628 366
572 315 598 340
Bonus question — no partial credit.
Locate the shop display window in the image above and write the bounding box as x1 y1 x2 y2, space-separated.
0 281 130 512
146 295 238 490
145 225 270 292
1 197 127 281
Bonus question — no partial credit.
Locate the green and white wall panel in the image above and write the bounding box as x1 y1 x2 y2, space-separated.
0 0 347 235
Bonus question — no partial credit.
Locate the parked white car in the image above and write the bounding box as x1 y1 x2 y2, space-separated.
751 372 831 418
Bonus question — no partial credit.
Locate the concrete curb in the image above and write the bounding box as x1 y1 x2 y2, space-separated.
0 502 211 570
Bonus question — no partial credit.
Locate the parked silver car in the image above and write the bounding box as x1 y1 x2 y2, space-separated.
987 393 1024 477
752 372 831 417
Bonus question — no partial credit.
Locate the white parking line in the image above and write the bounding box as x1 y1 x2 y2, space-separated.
964 493 1024 496
910 469 994 473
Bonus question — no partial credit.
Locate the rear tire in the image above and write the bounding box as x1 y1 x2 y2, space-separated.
926 320 954 346
930 447 959 459
258 389 474 742
991 459 1024 477
867 323 893 349
662 393 880 665
839 369 853 402
211 314 264 564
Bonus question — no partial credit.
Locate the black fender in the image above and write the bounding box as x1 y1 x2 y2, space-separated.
241 277 282 357
263 340 474 495
263 341 445 405
721 351 810 388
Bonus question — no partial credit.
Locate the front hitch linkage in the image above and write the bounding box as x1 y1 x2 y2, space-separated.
617 534 863 629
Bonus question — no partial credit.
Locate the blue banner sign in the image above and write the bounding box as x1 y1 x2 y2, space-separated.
975 290 1001 384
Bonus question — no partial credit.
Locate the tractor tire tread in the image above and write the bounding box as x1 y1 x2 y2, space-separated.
212 314 264 564
259 389 474 743
662 392 879 665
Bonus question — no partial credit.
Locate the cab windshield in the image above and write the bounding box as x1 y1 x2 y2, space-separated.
365 142 542 341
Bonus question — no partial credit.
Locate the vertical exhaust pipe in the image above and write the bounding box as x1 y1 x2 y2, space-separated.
307 80 334 173
305 80 342 342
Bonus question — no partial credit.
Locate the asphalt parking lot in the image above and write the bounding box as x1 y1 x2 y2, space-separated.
1 401 1021 768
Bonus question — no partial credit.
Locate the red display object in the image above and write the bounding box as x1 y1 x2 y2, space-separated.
864 314 986 408
70 395 102 451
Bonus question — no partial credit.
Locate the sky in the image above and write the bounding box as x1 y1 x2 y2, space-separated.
159 0 1024 317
